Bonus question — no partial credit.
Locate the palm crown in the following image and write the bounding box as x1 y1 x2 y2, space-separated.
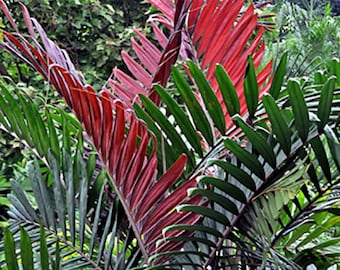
0 0 339 269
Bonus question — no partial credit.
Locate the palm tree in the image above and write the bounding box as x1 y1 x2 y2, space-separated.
0 0 339 269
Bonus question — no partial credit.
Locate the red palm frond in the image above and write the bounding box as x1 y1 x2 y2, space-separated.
112 0 273 130
0 1 202 264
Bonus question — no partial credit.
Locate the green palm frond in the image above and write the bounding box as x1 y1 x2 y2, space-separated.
1 151 138 269
134 57 340 268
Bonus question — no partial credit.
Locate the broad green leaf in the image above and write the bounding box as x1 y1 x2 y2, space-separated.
287 80 309 142
329 58 340 86
189 188 239 215
188 61 226 133
199 176 247 203
263 94 291 155
20 227 34 270
134 103 177 171
270 52 287 99
244 56 259 117
18 95 46 156
4 227 19 270
40 223 49 270
212 160 256 191
224 139 265 179
51 240 60 270
0 88 28 141
178 205 230 225
46 112 60 164
317 77 336 130
310 136 331 182
215 64 240 116
172 66 214 146
154 85 203 157
314 71 327 87
233 115 277 168
140 94 194 166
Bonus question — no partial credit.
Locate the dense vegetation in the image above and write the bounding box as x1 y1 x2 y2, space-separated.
0 0 339 269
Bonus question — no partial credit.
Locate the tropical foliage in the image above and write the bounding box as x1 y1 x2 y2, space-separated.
0 0 339 269
269 0 340 78
0 0 148 86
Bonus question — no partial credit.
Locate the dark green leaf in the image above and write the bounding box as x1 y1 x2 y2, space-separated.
263 94 291 155
20 227 34 270
40 223 49 270
233 115 277 168
310 136 331 182
329 58 340 86
172 66 214 146
4 227 19 270
270 52 287 99
0 86 27 140
51 240 60 270
244 56 259 117
134 102 177 171
189 188 239 215
324 126 340 170
317 77 336 130
0 101 20 142
287 80 309 142
178 205 230 225
215 64 240 116
140 94 193 164
199 176 247 203
212 160 256 191
18 95 45 156
188 61 226 133
46 112 60 164
224 139 265 179
154 85 203 157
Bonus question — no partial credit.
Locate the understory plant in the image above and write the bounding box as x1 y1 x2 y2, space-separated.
268 1 340 78
0 0 339 269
